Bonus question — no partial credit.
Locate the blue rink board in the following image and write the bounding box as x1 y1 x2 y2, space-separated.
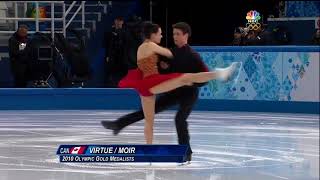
0 88 318 114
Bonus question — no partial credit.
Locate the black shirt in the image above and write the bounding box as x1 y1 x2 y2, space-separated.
158 44 208 74
8 32 31 63
158 44 209 88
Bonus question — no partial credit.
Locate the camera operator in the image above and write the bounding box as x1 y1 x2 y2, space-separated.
8 25 32 87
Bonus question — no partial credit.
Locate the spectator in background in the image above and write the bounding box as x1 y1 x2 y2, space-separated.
103 16 127 87
242 24 274 46
8 25 32 87
311 29 320 45
243 30 259 45
231 27 248 46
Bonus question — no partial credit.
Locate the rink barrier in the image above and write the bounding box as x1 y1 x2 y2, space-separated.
0 88 318 114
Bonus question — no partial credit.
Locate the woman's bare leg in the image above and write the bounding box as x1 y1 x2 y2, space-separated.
150 62 239 94
140 95 155 144
149 72 216 94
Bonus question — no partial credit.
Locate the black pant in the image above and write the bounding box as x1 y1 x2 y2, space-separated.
10 61 28 88
115 86 199 155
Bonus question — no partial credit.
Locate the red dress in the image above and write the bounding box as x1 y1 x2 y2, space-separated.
118 54 183 96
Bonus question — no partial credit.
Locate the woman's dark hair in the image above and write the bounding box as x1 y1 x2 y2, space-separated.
143 22 160 39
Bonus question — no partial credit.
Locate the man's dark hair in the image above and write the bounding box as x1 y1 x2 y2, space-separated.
115 16 124 21
18 24 29 30
172 22 191 37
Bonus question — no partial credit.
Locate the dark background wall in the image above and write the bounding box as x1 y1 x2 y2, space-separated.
137 0 280 47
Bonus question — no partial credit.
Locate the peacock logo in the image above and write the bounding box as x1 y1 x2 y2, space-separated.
246 10 261 23
246 10 261 30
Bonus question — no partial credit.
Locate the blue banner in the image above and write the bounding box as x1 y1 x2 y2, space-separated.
56 145 188 163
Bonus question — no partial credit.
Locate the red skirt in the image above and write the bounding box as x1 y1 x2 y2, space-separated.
118 69 183 96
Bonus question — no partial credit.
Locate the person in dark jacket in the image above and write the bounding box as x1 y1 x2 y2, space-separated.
101 22 209 162
231 27 247 46
8 25 32 87
103 16 127 87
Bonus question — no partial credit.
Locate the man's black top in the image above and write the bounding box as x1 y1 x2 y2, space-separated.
158 44 209 88
159 44 208 74
8 32 31 64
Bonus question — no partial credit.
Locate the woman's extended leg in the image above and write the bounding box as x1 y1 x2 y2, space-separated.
150 62 239 94
140 95 156 144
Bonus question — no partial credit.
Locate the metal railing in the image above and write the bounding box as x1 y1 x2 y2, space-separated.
0 1 86 40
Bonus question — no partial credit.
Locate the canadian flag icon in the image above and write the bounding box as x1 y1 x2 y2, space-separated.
70 146 86 154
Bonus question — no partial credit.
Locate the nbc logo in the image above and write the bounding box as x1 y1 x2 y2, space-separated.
245 10 262 30
246 10 261 23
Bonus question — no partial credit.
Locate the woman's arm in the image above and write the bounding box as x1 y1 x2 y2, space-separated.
148 42 173 58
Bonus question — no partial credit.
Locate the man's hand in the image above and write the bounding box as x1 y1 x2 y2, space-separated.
159 61 169 69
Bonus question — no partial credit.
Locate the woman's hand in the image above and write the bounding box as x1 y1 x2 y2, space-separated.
159 61 169 69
